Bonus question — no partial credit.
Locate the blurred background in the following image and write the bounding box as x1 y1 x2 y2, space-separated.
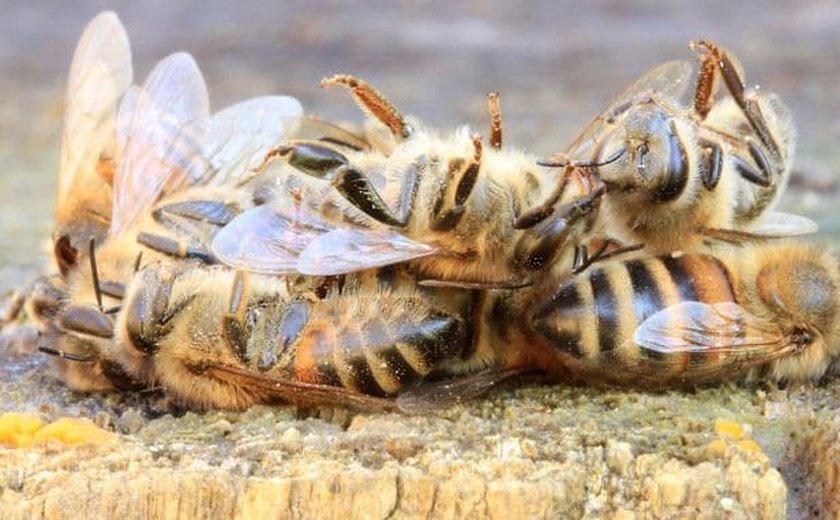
1 0 839 292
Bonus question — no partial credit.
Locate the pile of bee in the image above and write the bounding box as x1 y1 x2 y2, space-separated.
4 11 839 412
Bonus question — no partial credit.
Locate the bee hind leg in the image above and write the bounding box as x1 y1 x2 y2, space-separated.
691 40 782 161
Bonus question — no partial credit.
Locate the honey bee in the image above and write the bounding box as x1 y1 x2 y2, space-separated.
65 241 837 411
212 40 811 289
12 12 304 391
521 241 840 387
211 75 607 289
544 39 812 253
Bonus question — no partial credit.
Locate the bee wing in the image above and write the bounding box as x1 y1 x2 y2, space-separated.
745 211 818 237
702 212 818 242
56 11 132 222
211 204 331 274
565 60 693 158
296 228 436 275
196 96 304 186
295 115 371 151
204 363 400 411
395 367 533 414
633 301 798 373
111 52 210 235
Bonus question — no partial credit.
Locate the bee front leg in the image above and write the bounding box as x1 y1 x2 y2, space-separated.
277 141 407 227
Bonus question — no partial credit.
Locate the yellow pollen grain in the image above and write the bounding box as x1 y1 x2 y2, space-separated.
714 419 744 439
0 412 44 448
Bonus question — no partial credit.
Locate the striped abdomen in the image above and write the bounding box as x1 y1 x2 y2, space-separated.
230 292 467 397
530 253 738 382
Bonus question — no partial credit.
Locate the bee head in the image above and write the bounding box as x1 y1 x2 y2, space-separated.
598 107 690 206
757 254 838 335
753 246 840 382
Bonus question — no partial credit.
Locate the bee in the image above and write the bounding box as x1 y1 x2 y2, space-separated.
522 241 840 387
11 12 304 392
211 40 811 289
211 75 609 289
98 264 475 409
543 39 811 253
70 241 838 411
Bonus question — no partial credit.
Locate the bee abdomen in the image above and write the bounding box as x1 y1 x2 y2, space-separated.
281 296 466 396
532 253 736 372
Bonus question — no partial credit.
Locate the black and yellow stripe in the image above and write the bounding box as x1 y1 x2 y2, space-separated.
533 253 737 375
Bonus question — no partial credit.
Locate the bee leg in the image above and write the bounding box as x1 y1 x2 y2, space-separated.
513 173 571 229
37 345 95 363
691 40 782 161
153 200 241 227
699 140 723 190
572 241 644 274
222 271 252 363
321 74 412 140
123 267 194 356
136 232 217 264
1 290 25 324
57 304 114 339
279 141 409 227
731 142 773 188
487 92 503 150
692 42 719 119
513 186 605 271
431 135 483 231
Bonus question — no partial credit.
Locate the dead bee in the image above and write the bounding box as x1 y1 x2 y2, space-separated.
524 241 840 387
212 75 610 289
65 241 837 410
104 265 474 409
544 39 810 253
9 12 304 391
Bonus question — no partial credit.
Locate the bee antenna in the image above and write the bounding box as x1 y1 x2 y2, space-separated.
38 345 95 363
88 237 104 312
538 147 626 169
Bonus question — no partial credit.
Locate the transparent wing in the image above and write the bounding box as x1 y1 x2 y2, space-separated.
111 52 210 235
633 301 798 374
746 211 818 237
211 204 332 274
564 61 693 158
395 368 531 414
205 363 400 411
57 11 132 221
195 96 304 186
297 228 437 275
